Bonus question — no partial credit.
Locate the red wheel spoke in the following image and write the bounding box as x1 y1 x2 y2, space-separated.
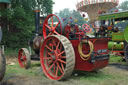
45 45 53 52
43 57 52 60
56 41 60 51
53 64 56 74
47 52 53 57
55 22 60 29
57 62 64 74
51 16 54 27
61 62 64 72
22 56 26 61
58 59 66 64
23 58 26 61
57 51 65 57
47 60 53 66
52 38 56 46
23 56 26 59
48 63 54 72
60 44 62 51
48 32 53 36
45 49 51 66
55 66 59 77
50 43 54 51
60 56 66 59
45 24 51 30
54 31 60 35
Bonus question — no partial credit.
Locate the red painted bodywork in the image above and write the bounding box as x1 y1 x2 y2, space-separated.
70 38 109 71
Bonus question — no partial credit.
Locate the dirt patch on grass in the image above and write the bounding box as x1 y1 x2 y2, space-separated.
1 58 128 85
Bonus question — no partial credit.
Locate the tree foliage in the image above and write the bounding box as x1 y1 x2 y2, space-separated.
118 1 128 10
10 0 53 15
55 8 87 26
1 0 53 49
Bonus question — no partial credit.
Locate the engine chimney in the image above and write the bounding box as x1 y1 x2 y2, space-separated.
34 10 40 35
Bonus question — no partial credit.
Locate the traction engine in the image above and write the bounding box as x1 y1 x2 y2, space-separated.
0 0 10 82
18 11 110 80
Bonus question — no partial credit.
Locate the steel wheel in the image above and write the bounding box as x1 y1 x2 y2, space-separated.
125 44 128 64
18 48 31 69
40 35 75 80
0 49 6 81
42 14 64 39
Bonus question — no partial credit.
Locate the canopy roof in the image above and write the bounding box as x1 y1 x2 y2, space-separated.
76 0 118 22
0 0 10 3
98 10 128 20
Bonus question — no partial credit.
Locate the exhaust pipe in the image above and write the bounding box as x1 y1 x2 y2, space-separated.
34 10 40 35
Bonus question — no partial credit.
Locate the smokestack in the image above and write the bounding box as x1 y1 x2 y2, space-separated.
34 10 40 35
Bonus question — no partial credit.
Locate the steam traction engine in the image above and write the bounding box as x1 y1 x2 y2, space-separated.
18 11 110 80
98 11 128 62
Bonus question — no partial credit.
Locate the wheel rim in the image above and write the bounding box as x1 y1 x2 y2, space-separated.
40 35 75 80
43 14 63 39
18 48 27 68
41 36 65 79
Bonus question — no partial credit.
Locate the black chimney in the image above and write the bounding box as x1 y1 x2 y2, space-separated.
34 10 40 35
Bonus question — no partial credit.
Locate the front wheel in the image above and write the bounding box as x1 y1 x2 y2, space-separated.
0 49 6 81
18 48 31 69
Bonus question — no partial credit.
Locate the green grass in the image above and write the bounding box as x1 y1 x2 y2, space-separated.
70 65 128 85
4 58 128 85
3 52 128 85
4 48 19 57
109 55 123 63
6 63 39 75
4 62 45 80
109 55 128 66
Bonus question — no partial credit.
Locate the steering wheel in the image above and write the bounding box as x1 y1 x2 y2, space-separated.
82 24 91 33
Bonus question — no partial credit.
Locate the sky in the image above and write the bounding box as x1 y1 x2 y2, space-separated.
53 0 126 13
53 0 79 13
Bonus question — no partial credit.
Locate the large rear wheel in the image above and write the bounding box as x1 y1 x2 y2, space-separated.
0 49 6 81
40 35 75 80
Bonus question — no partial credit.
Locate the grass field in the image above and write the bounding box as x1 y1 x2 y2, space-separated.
2 55 128 85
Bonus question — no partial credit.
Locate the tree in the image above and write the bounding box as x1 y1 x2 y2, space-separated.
72 10 87 25
55 8 87 26
1 0 53 49
10 0 53 16
118 1 128 10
